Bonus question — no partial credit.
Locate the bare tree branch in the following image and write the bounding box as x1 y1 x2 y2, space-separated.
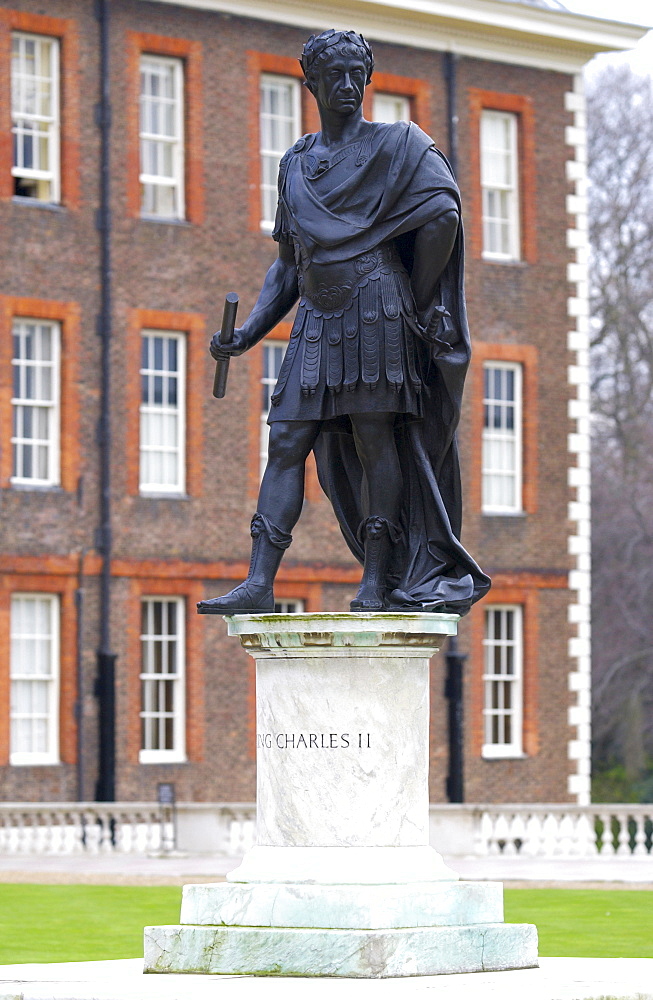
588 65 653 771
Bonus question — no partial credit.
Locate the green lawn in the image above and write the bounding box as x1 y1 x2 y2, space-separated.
504 889 653 959
0 885 181 964
0 885 651 965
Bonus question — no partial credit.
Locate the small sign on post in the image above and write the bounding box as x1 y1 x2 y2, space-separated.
157 782 176 806
157 782 177 853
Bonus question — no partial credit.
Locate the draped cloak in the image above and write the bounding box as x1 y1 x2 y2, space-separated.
274 121 491 615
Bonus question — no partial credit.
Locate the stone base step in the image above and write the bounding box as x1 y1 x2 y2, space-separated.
144 922 538 978
180 879 504 929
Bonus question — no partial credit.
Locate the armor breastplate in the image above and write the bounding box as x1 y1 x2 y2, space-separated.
300 244 406 317
271 240 421 403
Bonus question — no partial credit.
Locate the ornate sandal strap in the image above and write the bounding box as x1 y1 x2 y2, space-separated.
250 512 293 550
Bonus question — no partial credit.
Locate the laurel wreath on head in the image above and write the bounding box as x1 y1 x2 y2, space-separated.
300 29 374 83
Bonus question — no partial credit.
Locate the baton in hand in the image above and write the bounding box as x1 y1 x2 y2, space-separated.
212 292 239 399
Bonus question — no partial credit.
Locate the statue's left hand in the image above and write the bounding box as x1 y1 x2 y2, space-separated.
414 306 455 356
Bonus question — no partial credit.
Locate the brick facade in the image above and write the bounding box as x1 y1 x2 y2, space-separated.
0 0 589 805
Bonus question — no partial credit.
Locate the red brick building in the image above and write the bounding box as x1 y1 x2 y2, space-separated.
0 0 642 806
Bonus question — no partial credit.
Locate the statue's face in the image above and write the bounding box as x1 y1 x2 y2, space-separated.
312 53 368 115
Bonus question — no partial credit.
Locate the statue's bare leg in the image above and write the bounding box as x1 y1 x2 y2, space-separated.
349 411 403 611
197 420 320 614
257 420 321 531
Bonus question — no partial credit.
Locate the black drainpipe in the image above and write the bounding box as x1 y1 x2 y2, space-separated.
443 50 465 804
444 642 466 803
444 51 459 179
94 0 116 802
75 547 87 801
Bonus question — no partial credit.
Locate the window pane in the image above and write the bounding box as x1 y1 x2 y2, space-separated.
140 597 184 759
139 56 184 219
11 33 60 202
481 110 519 260
482 362 522 513
260 341 287 479
373 93 410 124
259 75 301 230
139 331 185 493
11 319 60 485
274 600 305 613
10 594 59 762
482 605 523 756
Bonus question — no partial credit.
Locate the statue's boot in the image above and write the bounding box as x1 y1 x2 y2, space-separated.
350 516 401 612
197 513 292 614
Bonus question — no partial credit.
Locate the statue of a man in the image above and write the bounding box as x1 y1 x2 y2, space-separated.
199 29 490 616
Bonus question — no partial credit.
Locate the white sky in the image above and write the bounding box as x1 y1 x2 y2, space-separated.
562 0 653 73
563 0 652 26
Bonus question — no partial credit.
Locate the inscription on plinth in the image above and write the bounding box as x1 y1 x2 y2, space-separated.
223 613 458 879
256 654 429 847
257 732 372 749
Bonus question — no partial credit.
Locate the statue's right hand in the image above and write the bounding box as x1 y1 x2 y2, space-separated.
209 327 248 360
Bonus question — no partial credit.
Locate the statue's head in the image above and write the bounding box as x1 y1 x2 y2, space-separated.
300 29 374 95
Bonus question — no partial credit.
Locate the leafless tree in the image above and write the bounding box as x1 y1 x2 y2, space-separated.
588 65 653 778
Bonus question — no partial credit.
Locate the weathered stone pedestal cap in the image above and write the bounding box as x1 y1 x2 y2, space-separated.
226 611 459 656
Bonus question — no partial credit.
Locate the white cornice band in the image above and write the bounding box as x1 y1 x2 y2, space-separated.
148 0 647 73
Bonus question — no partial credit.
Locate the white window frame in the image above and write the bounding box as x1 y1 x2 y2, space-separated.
10 593 60 766
11 32 60 203
482 605 523 759
481 109 520 262
11 318 61 487
139 330 186 495
373 92 410 123
139 54 185 220
482 360 522 515
260 340 287 481
259 74 301 232
139 596 186 764
274 600 305 614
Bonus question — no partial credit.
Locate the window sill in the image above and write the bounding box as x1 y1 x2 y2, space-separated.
481 254 527 267
138 491 190 501
10 756 61 767
9 482 64 493
482 747 526 760
139 215 191 227
139 752 187 765
482 509 526 518
11 196 65 212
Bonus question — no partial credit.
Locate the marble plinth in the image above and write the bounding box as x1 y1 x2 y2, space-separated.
144 923 538 978
145 614 538 978
255 651 429 848
179 880 504 928
230 612 457 885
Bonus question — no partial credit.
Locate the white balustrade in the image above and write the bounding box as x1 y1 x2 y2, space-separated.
227 808 256 856
0 803 171 856
0 802 649 858
616 811 631 856
598 811 615 855
465 805 652 858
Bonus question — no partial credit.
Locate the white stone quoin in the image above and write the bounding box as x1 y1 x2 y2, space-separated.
144 613 537 978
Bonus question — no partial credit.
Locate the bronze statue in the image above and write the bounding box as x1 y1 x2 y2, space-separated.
198 30 490 617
